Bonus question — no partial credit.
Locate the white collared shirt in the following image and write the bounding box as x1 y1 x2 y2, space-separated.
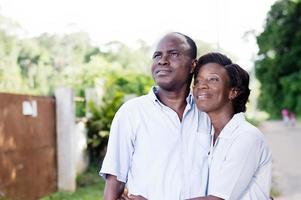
100 87 211 200
207 113 272 200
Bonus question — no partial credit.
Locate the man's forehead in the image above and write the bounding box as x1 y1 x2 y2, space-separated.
155 34 189 51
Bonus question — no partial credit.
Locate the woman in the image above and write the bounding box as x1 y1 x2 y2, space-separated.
191 52 272 200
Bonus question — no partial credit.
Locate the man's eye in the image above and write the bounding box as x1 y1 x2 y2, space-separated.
152 54 161 59
170 52 179 57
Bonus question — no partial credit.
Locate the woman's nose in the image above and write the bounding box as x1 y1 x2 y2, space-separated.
194 80 209 89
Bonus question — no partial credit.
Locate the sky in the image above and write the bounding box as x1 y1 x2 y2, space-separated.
0 0 277 70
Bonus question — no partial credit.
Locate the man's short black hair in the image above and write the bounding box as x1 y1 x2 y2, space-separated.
173 32 197 59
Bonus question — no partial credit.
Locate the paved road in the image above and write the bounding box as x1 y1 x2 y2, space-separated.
259 121 301 200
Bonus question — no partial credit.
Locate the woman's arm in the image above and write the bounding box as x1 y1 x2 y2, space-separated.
188 195 224 200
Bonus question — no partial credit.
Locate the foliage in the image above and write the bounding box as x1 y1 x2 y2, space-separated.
255 0 301 118
246 116 260 127
41 165 105 200
101 40 152 73
270 186 281 199
0 16 24 93
86 71 154 162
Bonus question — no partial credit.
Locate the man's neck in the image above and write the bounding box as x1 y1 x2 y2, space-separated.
156 87 190 121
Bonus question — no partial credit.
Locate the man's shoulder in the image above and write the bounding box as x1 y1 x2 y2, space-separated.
117 93 152 113
124 94 150 106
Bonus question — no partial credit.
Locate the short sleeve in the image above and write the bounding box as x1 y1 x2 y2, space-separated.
99 104 136 183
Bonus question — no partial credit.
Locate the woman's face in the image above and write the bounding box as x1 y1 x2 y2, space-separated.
193 63 234 113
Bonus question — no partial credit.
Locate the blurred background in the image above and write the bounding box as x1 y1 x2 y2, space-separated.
0 0 300 199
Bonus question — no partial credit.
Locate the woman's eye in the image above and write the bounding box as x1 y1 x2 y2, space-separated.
209 77 219 83
194 79 204 86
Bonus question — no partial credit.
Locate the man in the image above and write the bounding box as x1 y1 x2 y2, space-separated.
100 32 211 200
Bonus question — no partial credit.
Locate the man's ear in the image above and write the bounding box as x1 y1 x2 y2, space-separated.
190 59 197 73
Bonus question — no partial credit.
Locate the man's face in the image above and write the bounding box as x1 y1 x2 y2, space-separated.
151 34 194 91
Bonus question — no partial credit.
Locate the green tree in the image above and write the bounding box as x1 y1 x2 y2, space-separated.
101 40 151 73
14 32 106 95
255 0 301 118
0 15 25 93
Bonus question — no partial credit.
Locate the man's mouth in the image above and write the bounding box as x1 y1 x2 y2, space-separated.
156 69 172 76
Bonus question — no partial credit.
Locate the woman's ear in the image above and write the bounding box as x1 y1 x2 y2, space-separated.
229 87 239 100
190 59 197 73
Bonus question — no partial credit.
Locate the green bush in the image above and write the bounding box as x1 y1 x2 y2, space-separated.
86 70 154 163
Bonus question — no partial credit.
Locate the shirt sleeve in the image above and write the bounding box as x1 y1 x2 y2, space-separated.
240 141 272 199
208 131 264 200
99 104 136 183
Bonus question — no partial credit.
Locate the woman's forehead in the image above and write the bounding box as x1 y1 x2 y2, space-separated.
197 63 229 78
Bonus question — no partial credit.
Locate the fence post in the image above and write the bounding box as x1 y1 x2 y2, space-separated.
54 87 76 192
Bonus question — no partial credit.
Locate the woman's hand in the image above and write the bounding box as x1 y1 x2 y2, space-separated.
118 188 147 200
126 195 147 200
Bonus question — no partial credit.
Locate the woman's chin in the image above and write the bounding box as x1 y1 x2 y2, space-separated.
196 105 210 113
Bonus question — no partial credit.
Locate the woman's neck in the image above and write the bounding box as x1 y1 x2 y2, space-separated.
208 108 234 143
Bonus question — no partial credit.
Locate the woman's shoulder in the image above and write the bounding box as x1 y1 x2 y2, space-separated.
234 115 266 143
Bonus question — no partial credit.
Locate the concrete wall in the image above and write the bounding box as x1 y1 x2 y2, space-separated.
55 88 76 192
55 87 89 192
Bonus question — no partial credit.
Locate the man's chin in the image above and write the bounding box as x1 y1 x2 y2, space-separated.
156 82 177 91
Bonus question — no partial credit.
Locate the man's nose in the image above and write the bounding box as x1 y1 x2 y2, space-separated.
158 54 169 65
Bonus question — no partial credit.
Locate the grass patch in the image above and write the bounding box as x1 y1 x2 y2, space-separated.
40 165 105 200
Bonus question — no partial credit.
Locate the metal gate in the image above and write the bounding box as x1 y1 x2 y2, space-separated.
0 93 57 200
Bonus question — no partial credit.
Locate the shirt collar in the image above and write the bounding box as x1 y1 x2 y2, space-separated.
186 92 193 106
147 86 159 102
211 112 245 139
147 86 194 107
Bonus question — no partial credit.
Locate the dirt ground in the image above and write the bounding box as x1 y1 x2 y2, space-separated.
259 121 301 200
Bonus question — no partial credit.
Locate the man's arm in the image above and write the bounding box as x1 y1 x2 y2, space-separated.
101 104 136 200
104 174 125 200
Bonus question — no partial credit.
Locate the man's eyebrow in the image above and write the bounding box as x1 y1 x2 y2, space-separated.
167 49 179 52
167 49 180 52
